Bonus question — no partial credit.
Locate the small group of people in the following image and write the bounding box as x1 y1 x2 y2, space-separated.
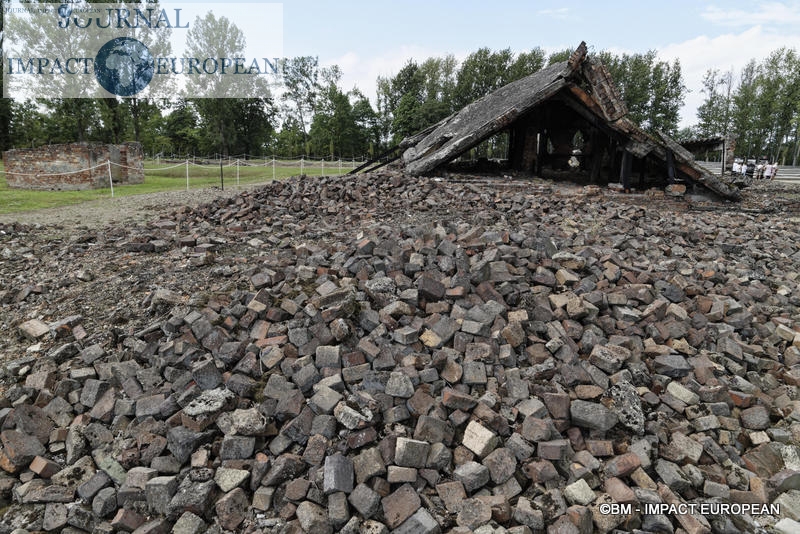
757 161 779 180
731 158 779 180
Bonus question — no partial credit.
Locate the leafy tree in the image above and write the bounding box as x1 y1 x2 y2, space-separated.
387 61 424 111
547 49 573 66
308 85 352 157
281 56 322 147
697 49 800 162
418 55 458 109
97 98 129 144
271 116 306 157
351 89 382 155
9 100 46 148
136 104 171 156
647 59 685 135
235 98 275 156
762 48 800 162
111 1 175 143
507 48 546 82
453 48 513 109
0 12 11 151
392 92 424 140
696 68 735 137
612 51 657 126
377 60 424 143
162 100 200 156
376 48 550 144
594 50 686 133
184 12 273 156
40 99 101 143
731 60 760 157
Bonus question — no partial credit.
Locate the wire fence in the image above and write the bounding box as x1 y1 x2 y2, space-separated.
1 156 370 198
153 153 371 165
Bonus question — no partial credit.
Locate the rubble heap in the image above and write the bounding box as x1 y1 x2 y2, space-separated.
3 173 800 534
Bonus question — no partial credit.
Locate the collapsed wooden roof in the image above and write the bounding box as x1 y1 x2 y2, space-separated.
401 42 741 201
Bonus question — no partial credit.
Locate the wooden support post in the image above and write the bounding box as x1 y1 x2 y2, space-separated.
666 149 677 184
589 132 605 184
620 150 632 192
536 131 547 176
639 157 646 190
608 142 618 183
510 121 539 173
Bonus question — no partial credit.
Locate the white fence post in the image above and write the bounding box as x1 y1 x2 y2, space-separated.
107 160 114 197
300 157 304 175
338 159 342 175
322 159 325 177
272 158 276 181
185 160 189 191
236 159 240 188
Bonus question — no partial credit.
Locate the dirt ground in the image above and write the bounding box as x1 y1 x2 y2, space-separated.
0 186 260 229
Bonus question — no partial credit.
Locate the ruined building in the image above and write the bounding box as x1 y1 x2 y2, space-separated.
398 42 740 201
4 142 145 190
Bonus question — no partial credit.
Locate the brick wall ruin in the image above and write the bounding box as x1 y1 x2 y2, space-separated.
3 142 144 190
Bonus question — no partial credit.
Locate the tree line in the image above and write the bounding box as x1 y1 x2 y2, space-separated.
1 26 796 166
693 48 800 165
0 44 686 160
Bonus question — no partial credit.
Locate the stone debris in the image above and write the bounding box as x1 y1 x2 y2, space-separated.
1 171 800 533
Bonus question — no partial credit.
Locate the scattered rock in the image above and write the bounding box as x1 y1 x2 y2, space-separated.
1 172 799 533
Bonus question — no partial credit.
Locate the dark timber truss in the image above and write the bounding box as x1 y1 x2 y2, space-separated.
398 42 741 201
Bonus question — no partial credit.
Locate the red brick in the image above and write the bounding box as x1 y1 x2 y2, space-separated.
381 483 421 528
29 456 62 478
604 453 641 478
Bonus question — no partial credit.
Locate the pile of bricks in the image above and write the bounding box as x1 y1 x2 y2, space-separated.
3 172 800 533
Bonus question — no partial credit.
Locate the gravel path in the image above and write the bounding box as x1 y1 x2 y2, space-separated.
0 185 265 229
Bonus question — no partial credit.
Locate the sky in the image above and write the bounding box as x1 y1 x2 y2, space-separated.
273 0 800 129
8 0 798 125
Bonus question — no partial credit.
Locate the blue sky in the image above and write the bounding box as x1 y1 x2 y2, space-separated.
282 1 712 58
275 0 800 128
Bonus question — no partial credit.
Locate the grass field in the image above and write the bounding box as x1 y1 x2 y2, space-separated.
0 159 360 215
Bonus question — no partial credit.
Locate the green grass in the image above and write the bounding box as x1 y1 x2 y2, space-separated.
0 159 360 215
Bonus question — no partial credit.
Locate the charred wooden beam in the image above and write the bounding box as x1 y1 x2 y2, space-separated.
398 41 742 201
349 146 401 175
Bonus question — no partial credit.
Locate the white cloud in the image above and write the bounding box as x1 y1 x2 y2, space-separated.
537 8 570 19
658 25 800 128
700 1 800 27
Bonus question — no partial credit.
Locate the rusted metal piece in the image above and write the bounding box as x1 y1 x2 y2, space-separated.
401 41 741 201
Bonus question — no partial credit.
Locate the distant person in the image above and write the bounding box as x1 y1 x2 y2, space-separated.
732 160 741 175
772 162 779 180
764 162 773 180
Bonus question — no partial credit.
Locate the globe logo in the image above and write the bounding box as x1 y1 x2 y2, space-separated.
94 38 154 97
58 4 73 19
